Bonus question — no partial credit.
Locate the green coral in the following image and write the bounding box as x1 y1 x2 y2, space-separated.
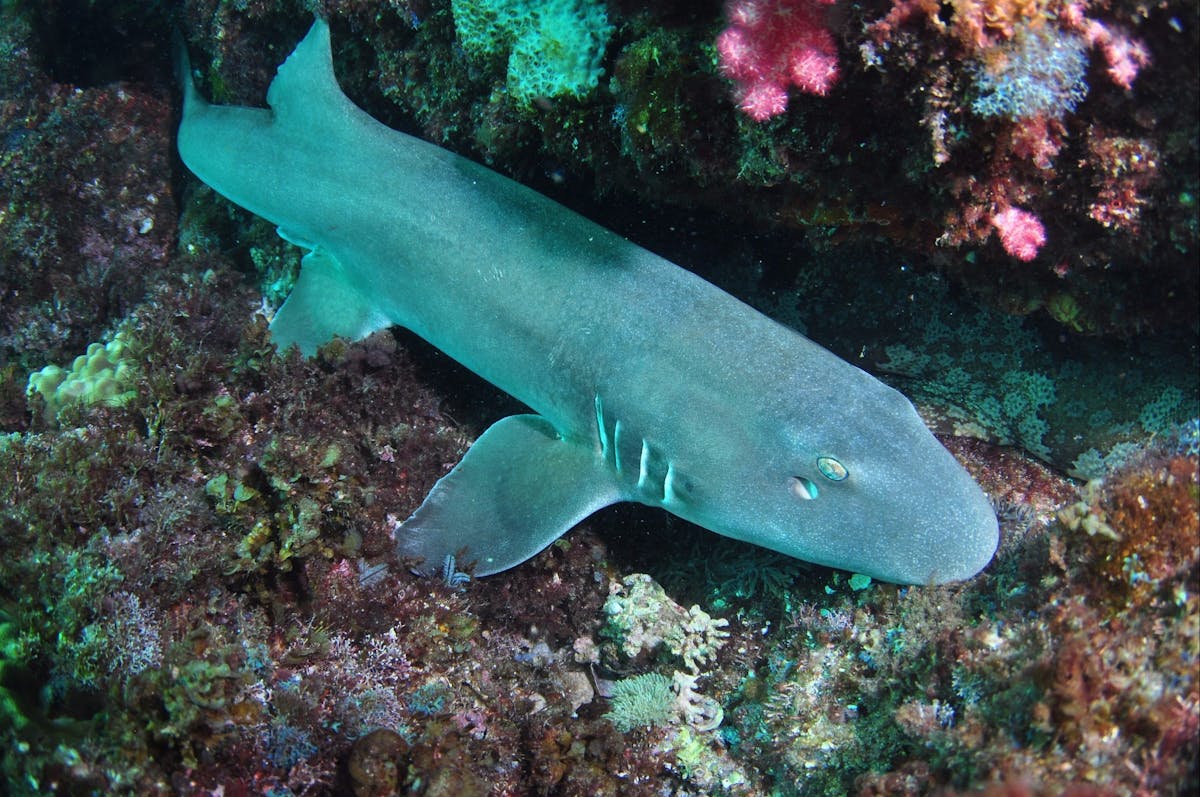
26 331 137 424
1139 386 1185 434
672 725 751 791
0 620 33 732
605 669 726 734
451 0 613 107
1070 440 1144 480
605 672 674 732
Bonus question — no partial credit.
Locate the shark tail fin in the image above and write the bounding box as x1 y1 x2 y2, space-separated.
172 30 205 117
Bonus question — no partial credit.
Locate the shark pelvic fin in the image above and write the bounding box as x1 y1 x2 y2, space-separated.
396 414 621 577
270 245 390 355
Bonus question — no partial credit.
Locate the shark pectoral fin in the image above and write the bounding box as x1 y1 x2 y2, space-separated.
269 246 390 356
396 414 621 578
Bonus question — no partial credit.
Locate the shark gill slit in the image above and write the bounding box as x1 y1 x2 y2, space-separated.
594 393 622 474
613 420 624 473
662 462 678 505
594 395 609 460
632 434 678 505
637 439 651 491
596 393 674 502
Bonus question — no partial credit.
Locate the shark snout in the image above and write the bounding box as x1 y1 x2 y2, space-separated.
882 459 999 584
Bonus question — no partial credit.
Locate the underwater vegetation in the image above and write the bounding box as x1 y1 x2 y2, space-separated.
0 0 1196 794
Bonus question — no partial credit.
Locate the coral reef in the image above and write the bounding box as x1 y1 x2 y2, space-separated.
451 0 614 107
0 0 1196 794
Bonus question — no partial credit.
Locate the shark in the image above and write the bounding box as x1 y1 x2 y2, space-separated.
176 19 998 584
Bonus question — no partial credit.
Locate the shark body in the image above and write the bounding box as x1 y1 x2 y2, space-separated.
177 19 998 584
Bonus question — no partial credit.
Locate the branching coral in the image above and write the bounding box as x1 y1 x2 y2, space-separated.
602 573 730 674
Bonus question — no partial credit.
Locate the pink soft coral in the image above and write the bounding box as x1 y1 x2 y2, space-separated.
992 206 1046 261
1062 2 1151 90
716 0 841 121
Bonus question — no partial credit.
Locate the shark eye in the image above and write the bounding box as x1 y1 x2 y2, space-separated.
817 456 848 481
789 475 819 500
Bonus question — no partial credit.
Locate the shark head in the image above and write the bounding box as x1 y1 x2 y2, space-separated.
677 359 999 585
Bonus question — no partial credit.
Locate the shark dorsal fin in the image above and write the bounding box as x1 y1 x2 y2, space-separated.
266 18 348 128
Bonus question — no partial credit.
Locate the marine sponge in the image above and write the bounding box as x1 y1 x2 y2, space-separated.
451 0 613 106
26 332 136 423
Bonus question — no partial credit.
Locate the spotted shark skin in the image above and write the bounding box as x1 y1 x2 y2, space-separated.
176 19 998 584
